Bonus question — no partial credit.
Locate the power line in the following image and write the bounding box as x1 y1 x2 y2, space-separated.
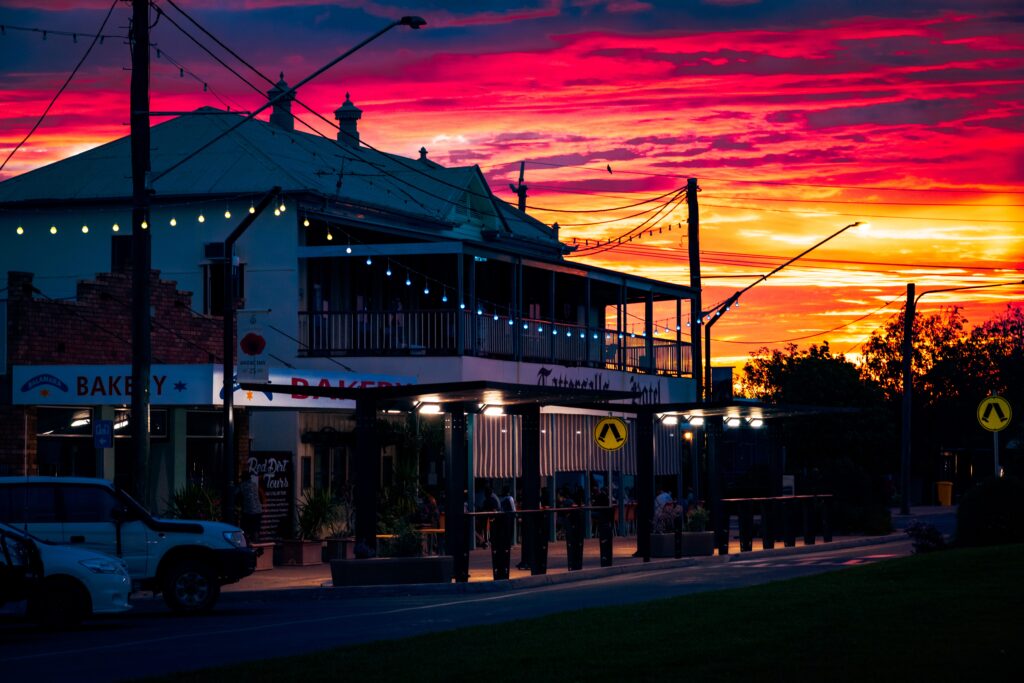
524 159 1024 195
709 294 905 345
699 201 1024 224
569 190 687 256
0 1 120 174
525 185 684 213
700 193 1024 208
0 22 126 43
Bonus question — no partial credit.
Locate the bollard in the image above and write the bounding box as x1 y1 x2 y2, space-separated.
761 499 775 550
802 498 816 545
565 509 585 571
783 499 797 547
822 497 833 543
531 512 550 575
738 500 754 552
673 515 683 559
599 521 614 567
490 513 512 581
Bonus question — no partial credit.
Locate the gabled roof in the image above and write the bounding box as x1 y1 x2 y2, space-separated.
0 107 568 259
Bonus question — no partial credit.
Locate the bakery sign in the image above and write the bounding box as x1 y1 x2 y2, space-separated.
13 365 214 405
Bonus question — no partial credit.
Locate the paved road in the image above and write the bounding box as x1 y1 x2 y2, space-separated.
0 538 912 682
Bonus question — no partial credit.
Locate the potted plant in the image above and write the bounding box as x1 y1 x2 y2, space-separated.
650 502 683 558
681 505 715 556
324 487 356 560
275 488 337 566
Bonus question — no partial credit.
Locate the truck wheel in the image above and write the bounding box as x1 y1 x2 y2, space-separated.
162 559 220 613
30 577 89 628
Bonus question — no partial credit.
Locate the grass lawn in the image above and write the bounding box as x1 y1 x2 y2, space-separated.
144 544 1023 683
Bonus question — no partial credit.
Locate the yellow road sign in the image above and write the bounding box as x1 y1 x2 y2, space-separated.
594 417 628 451
977 395 1012 432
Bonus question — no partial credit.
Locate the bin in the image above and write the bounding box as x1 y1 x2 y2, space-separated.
936 481 953 506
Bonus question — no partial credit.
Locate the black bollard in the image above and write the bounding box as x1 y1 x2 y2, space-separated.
566 509 585 571
761 499 775 550
490 513 512 580
802 498 816 545
738 499 754 552
783 499 797 547
598 521 614 567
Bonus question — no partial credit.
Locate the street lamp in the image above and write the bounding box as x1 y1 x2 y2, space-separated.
898 279 1024 515
702 221 866 401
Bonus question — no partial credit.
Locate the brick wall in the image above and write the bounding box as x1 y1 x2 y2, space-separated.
3 270 248 478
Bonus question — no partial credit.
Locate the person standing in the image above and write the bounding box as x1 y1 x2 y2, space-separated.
240 474 264 542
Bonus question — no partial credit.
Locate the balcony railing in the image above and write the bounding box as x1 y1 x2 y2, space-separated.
299 310 691 376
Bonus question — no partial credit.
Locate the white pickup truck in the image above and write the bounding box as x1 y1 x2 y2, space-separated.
0 477 257 612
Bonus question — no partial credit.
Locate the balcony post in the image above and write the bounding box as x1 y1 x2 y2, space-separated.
456 254 465 355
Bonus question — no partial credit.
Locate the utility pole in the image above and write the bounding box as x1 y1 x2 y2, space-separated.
899 283 915 516
129 0 152 504
686 177 702 403
509 161 528 212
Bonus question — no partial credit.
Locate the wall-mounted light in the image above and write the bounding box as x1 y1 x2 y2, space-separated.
687 416 705 427
725 417 741 428
749 418 764 428
482 405 504 417
662 414 679 426
417 403 442 415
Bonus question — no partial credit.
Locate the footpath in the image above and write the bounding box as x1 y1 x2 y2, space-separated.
198 506 951 602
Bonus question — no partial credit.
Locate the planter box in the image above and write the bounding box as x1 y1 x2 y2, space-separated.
650 531 715 558
274 540 324 566
680 531 715 556
324 537 355 561
331 556 454 586
252 542 275 571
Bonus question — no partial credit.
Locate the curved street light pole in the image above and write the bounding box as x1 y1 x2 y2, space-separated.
702 221 865 402
899 279 1024 515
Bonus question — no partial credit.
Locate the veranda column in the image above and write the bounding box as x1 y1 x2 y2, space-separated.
354 397 379 553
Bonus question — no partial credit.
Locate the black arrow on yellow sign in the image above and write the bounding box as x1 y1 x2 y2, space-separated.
982 402 1007 425
597 422 623 445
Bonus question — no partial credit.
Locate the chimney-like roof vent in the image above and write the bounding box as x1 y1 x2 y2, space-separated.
266 72 295 131
334 93 362 147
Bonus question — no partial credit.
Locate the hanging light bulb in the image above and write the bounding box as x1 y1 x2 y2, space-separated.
553 328 558 335
224 209 232 219
303 216 310 227
523 322 529 330
345 244 352 254
509 319 514 326
493 314 499 321
476 308 483 315
141 221 148 229
538 325 544 333
278 200 286 213
406 274 412 287
112 223 120 232
50 226 58 234
366 256 372 266
424 285 430 295
273 208 280 217
169 217 177 227
197 213 205 223
386 264 393 277
81 225 89 234
249 202 255 214
459 303 466 310
16 226 24 235
442 289 448 303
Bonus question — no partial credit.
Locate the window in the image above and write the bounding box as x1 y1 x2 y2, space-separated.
61 485 121 523
0 485 59 524
203 261 245 316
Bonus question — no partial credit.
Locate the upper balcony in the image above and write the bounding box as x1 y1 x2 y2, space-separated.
298 309 692 377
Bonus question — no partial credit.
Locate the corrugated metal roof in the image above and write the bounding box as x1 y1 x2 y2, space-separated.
0 107 565 258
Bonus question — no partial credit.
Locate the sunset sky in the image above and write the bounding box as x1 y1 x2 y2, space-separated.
1 0 1021 369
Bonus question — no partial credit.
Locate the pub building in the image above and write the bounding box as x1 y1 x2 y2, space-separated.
1 80 777 572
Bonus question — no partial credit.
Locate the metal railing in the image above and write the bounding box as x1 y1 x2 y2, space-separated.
299 310 691 376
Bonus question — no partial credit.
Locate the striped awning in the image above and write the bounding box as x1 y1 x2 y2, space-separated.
473 413 683 478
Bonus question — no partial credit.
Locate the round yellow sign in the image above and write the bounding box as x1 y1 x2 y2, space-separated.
977 395 1011 433
594 417 628 451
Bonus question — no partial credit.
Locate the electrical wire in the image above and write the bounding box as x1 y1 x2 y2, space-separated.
0 1 120 174
699 201 1024 224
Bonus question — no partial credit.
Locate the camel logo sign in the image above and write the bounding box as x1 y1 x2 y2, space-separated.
594 417 628 452
977 395 1011 432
